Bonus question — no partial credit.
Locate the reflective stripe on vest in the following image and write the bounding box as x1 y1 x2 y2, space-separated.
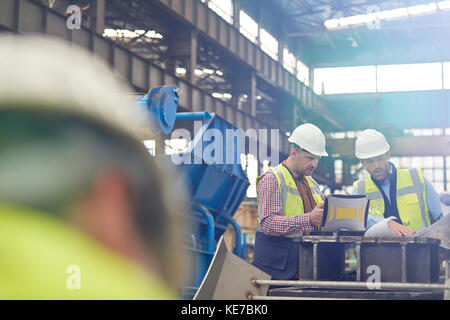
353 168 430 230
256 163 323 220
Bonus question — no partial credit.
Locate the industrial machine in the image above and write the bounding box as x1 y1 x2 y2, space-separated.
138 85 250 299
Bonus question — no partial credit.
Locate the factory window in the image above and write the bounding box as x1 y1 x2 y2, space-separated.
324 2 450 30
241 154 258 198
377 63 442 92
297 60 309 86
328 131 362 139
262 159 270 173
443 62 450 89
404 128 444 136
283 48 296 74
334 159 343 184
206 0 233 25
143 140 156 156
259 28 278 61
314 62 449 95
313 66 376 95
103 29 163 39
239 10 258 44
391 156 446 193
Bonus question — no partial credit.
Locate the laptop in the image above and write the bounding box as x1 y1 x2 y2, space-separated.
320 194 370 233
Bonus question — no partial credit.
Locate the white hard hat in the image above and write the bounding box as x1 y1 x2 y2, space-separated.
0 34 149 140
355 129 390 159
288 123 328 157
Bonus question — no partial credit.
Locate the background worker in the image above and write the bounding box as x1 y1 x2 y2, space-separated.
0 35 185 299
353 129 443 236
253 123 327 280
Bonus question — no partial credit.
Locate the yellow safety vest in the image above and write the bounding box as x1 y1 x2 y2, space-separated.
0 202 176 299
353 168 431 230
256 163 323 222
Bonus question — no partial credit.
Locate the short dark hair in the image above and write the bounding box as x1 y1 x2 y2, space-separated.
290 143 311 154
290 143 301 152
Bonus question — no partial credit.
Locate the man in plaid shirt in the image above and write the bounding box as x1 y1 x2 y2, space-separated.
253 123 327 280
257 160 324 234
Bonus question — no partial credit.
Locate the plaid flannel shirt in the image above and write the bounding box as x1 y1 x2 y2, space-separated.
257 167 314 235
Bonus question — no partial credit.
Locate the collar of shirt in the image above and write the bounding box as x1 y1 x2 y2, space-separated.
282 160 304 183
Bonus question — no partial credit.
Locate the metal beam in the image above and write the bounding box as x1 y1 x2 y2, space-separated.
328 135 450 158
252 279 450 291
95 0 105 35
0 0 292 154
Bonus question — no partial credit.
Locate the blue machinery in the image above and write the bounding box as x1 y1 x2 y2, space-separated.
138 86 250 298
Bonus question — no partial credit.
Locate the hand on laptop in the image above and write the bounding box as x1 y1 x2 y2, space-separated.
310 202 324 226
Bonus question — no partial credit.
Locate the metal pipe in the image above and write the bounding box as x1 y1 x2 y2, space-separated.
446 260 450 281
355 242 361 281
313 242 318 280
219 214 243 258
249 296 367 301
195 205 215 253
253 279 450 291
176 112 212 121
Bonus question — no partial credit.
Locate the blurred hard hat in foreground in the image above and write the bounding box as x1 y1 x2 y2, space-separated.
0 34 149 139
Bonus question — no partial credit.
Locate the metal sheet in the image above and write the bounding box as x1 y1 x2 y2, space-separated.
195 237 270 300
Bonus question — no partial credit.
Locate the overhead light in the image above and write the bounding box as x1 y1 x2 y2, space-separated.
203 69 215 75
377 8 408 20
223 93 232 99
216 70 224 76
103 28 163 39
176 67 186 75
324 19 340 29
145 30 163 39
407 3 437 15
212 92 222 98
438 1 450 9
194 69 203 76
324 1 448 30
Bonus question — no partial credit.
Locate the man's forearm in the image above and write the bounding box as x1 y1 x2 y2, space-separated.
259 212 313 235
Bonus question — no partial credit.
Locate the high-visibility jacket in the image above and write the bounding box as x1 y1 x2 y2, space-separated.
256 163 323 221
253 163 323 280
353 167 431 230
0 202 176 299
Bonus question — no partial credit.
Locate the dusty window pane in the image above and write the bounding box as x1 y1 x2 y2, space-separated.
400 157 411 168
434 169 444 181
423 157 434 168
433 182 444 193
390 157 400 167
411 157 422 167
423 169 433 181
433 156 444 167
